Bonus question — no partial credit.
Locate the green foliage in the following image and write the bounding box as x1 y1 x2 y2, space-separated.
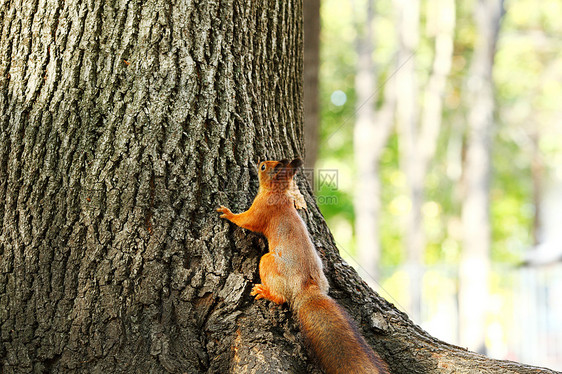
491 133 534 263
316 0 562 269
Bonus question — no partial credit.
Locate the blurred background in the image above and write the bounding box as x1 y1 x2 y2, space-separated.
302 0 562 370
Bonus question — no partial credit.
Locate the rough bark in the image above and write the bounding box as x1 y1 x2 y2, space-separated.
1 0 303 372
303 0 320 170
0 0 558 373
459 0 504 354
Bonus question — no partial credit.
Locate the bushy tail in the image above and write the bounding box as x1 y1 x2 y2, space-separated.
293 286 389 374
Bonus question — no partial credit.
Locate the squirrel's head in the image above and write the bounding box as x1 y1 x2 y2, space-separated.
257 158 303 191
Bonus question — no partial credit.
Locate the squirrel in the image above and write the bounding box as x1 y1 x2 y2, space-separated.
217 158 390 374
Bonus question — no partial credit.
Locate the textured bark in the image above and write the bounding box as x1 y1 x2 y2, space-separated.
303 0 320 170
0 0 558 373
459 0 504 354
0 0 303 372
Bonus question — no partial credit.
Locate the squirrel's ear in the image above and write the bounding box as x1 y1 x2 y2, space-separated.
274 159 289 172
289 158 303 169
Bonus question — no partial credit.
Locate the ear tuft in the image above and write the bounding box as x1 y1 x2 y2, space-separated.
290 158 303 169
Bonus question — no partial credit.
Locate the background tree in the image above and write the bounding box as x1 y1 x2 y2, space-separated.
393 0 426 322
352 0 395 284
393 0 455 323
303 0 321 170
317 0 562 369
1 0 560 373
459 0 504 354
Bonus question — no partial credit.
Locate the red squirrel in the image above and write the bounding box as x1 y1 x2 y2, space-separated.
217 158 390 374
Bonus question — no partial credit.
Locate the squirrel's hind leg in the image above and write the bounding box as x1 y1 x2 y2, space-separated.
251 284 286 304
251 253 287 305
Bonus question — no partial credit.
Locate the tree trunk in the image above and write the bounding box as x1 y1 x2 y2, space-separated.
459 0 504 354
303 0 321 170
0 0 304 372
0 0 558 373
352 0 394 284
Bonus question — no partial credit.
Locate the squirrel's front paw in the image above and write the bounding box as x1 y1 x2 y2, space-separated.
216 205 233 219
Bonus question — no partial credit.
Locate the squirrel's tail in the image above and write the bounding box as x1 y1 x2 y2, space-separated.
293 285 389 374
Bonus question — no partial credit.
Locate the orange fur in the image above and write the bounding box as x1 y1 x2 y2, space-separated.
218 159 390 374
295 286 390 374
